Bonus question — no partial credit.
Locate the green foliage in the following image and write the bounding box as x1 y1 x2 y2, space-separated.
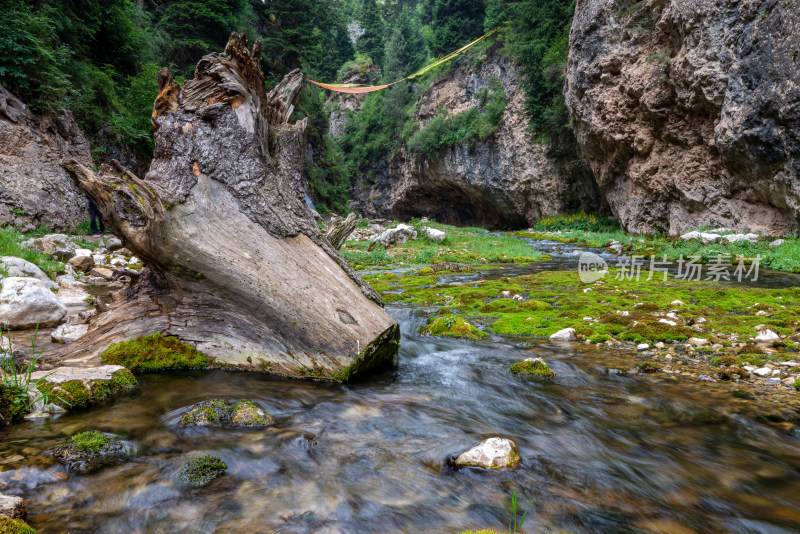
425 0 486 57
383 7 427 80
179 455 228 488
510 357 555 378
357 0 386 67
407 80 506 157
100 333 211 372
0 227 64 279
533 213 621 233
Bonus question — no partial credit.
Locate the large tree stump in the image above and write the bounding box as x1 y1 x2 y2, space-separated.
325 213 358 250
50 33 399 381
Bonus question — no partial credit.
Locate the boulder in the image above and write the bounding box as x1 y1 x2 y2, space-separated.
420 226 446 243
0 277 67 328
755 329 780 341
549 328 577 341
724 233 760 244
0 256 57 289
105 237 123 251
49 430 126 472
769 239 785 248
451 437 521 469
700 233 722 244
50 323 89 343
369 224 418 250
180 399 272 428
29 365 137 409
68 254 94 272
680 231 702 241
0 494 26 519
22 234 76 255
89 267 114 280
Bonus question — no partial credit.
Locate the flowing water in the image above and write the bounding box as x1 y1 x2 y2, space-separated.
3 251 800 533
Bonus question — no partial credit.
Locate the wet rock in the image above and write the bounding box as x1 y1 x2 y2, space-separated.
180 399 272 428
0 494 26 519
0 277 67 328
549 328 576 341
68 254 94 273
509 357 555 378
178 455 227 488
718 366 749 381
49 430 126 472
420 226 446 243
450 437 521 470
50 323 88 344
0 257 58 290
90 267 114 280
30 365 137 409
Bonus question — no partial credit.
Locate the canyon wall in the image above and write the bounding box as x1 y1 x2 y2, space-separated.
566 0 800 235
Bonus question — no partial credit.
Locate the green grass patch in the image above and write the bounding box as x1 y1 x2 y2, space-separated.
0 226 64 279
341 221 543 270
100 333 211 372
70 430 111 452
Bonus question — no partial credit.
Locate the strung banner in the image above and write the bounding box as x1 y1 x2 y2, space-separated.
307 27 500 94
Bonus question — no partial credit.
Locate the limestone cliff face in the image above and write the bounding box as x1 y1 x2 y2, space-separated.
566 0 800 235
0 84 90 232
351 51 602 228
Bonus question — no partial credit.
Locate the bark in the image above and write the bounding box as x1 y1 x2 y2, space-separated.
325 213 358 250
50 33 399 381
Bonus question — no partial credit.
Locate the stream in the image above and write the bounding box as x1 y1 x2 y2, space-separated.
2 249 800 533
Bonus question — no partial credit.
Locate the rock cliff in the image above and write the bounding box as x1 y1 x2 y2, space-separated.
0 84 89 232
566 0 800 235
350 50 602 228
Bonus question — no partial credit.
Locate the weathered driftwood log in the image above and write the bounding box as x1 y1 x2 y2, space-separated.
50 33 399 381
325 213 358 250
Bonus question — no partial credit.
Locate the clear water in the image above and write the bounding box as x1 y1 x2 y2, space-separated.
2 304 800 533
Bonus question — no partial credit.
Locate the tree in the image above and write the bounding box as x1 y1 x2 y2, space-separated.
357 0 385 67
383 6 426 80
427 0 485 57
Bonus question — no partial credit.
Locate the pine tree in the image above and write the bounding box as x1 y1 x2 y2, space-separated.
383 7 426 80
357 0 385 67
427 0 485 57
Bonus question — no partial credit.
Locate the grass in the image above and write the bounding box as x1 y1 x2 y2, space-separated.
0 226 65 279
100 333 212 372
70 430 111 452
362 268 800 346
340 220 544 270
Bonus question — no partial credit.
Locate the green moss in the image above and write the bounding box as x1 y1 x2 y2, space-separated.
732 389 755 400
0 516 36 534
739 354 765 367
510 357 555 378
711 355 739 367
100 333 211 371
71 430 110 452
422 316 487 341
180 399 230 427
179 455 227 488
55 380 92 407
231 400 272 426
589 333 611 344
0 384 29 424
637 361 661 373
794 379 800 391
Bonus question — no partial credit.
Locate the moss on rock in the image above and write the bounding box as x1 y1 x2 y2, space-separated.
100 333 211 371
0 384 29 426
36 368 138 409
0 516 36 534
178 455 227 488
637 361 661 373
50 430 125 472
422 316 487 341
180 399 272 428
510 357 555 378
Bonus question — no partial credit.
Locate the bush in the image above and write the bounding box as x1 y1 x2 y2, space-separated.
533 214 621 233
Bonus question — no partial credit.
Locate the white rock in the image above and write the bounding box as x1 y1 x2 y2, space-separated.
583 288 592 293
92 254 107 266
670 300 684 307
778 361 799 367
420 226 446 243
700 233 722 244
110 256 127 266
0 256 58 289
452 437 521 469
512 294 523 301
616 310 629 317
655 342 665 349
56 286 92 307
659 319 677 326
550 328 577 341
55 274 78 288
772 369 782 376
666 312 679 319
724 233 760 244
50 323 89 343
0 277 67 328
680 231 702 240
22 234 76 255
0 494 27 519
582 317 594 322
74 248 93 257
755 329 779 341
500 291 513 298
754 367 771 377
784 377 796 386
637 343 650 351
688 337 709 346
371 224 417 247
769 239 785 249
106 237 123 250
744 365 757 373
696 317 706 323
